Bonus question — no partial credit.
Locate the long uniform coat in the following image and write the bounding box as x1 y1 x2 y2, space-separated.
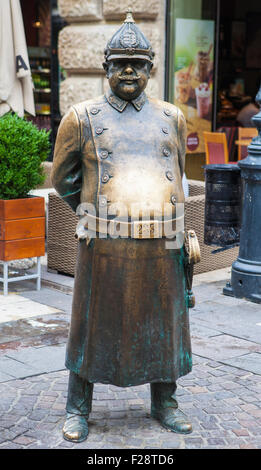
52 90 192 387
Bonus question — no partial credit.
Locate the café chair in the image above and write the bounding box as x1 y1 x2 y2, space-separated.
237 127 258 160
203 131 237 165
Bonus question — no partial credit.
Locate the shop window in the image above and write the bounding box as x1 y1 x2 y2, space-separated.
166 0 217 156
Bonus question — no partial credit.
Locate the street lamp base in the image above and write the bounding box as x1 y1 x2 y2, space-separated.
223 263 261 304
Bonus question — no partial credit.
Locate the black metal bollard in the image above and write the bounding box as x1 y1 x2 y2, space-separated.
204 164 242 248
223 84 261 303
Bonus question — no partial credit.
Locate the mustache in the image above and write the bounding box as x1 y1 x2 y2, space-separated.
119 75 141 81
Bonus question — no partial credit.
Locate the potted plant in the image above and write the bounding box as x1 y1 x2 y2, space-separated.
0 113 51 262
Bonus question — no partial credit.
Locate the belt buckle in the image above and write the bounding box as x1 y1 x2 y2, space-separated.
133 220 160 239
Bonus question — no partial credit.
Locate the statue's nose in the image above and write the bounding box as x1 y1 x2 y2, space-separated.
125 66 134 75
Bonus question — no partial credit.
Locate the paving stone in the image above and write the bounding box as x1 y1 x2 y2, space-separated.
221 353 261 376
220 421 242 430
0 371 14 382
21 288 72 314
200 422 219 430
240 444 258 449
208 369 227 377
249 410 261 418
204 406 241 415
28 410 48 421
5 344 66 375
192 334 261 361
49 409 65 416
213 391 235 400
13 435 36 446
0 441 24 449
207 361 223 368
0 357 37 380
184 438 204 446
0 429 17 442
187 386 208 394
232 428 249 437
193 307 261 344
159 442 181 449
207 438 226 446
190 323 222 338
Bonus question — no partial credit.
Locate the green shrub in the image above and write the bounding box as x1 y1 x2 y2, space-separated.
0 113 51 199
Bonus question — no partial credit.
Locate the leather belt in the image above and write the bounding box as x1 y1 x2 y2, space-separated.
76 213 184 239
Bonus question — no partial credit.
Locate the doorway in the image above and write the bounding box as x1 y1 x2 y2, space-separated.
20 0 66 157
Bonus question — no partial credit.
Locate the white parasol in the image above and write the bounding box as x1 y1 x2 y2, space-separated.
0 0 35 117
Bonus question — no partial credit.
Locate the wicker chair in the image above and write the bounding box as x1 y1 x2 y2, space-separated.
184 181 238 274
47 180 238 276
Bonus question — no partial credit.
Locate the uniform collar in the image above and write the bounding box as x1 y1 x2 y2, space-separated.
105 89 147 112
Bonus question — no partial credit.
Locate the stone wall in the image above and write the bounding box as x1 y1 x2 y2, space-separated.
57 0 166 115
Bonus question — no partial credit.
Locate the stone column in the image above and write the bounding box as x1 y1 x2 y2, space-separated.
57 0 166 115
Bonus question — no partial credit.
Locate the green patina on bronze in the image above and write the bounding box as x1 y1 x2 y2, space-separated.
52 10 194 442
64 239 192 387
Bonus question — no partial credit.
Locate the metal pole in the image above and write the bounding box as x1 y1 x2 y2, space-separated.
36 257 41 291
3 262 8 296
223 83 261 303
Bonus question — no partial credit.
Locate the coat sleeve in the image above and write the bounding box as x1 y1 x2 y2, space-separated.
177 108 187 178
51 106 82 212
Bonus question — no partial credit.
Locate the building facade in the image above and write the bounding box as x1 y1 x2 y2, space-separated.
54 0 261 179
57 0 167 115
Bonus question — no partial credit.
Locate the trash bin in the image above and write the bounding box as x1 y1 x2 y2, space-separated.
204 164 242 247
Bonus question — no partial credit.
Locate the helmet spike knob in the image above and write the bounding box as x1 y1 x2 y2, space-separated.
124 7 135 23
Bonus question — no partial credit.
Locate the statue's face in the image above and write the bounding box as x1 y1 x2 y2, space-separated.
105 58 151 101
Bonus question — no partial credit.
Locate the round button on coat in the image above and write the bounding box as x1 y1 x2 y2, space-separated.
162 127 169 134
171 195 177 205
166 171 174 181
91 108 99 115
96 127 103 135
102 173 110 183
100 150 109 159
99 196 107 206
164 109 171 116
163 148 170 157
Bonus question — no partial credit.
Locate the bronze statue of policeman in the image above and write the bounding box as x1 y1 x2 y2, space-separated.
52 10 195 443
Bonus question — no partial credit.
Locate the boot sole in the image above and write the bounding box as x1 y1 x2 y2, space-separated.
63 432 89 443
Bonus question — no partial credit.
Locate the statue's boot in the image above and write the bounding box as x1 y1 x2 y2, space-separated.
150 382 192 434
63 413 89 443
62 371 93 443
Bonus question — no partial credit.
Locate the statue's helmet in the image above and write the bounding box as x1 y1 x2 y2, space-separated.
104 8 155 64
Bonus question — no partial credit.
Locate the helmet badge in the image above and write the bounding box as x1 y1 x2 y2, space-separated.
120 8 138 48
120 27 138 48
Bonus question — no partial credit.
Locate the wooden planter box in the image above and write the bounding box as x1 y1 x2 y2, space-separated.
0 197 45 261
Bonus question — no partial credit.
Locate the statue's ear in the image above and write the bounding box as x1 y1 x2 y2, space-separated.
103 61 109 78
148 62 153 78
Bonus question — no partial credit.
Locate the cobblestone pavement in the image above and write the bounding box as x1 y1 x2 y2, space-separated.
0 357 261 449
0 268 261 449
